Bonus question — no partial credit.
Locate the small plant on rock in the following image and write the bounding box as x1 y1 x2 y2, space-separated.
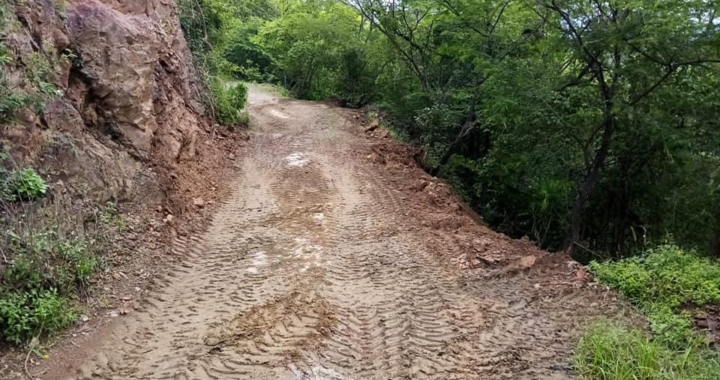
2 168 49 201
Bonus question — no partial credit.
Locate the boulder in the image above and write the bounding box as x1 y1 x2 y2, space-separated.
68 0 160 156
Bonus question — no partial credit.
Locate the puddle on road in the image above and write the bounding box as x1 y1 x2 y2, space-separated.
270 109 291 119
292 237 328 272
286 153 309 167
247 251 268 273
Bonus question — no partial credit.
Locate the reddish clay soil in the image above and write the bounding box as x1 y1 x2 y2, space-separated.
2 85 628 380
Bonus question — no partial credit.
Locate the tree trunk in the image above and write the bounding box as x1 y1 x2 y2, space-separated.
566 115 614 256
711 206 720 257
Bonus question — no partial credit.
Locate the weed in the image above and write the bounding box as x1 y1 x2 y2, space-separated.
100 201 126 231
581 245 720 378
211 79 248 126
26 51 62 99
589 245 720 310
0 200 107 344
574 321 720 380
0 288 75 345
1 168 49 201
4 229 98 294
97 294 112 310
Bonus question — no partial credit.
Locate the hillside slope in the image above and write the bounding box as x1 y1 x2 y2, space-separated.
1 0 232 211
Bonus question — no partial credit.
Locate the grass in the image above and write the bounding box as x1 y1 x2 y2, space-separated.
577 244 720 379
0 227 100 344
0 181 114 345
575 322 720 380
589 244 720 349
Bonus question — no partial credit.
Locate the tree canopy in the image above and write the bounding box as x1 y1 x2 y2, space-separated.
180 0 720 260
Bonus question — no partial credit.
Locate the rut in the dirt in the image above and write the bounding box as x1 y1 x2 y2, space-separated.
51 86 603 380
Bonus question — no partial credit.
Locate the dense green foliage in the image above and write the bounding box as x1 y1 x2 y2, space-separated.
0 289 75 346
591 245 720 310
575 322 720 380
182 0 720 259
177 0 251 125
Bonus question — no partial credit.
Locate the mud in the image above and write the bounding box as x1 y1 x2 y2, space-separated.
40 85 623 380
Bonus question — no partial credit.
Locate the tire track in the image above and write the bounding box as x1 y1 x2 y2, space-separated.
53 85 605 380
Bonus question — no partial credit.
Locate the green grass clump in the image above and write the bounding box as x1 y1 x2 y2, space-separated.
211 78 248 126
589 244 720 348
0 229 99 344
0 289 75 345
1 168 49 201
575 322 720 380
589 245 720 309
4 229 98 294
579 245 720 379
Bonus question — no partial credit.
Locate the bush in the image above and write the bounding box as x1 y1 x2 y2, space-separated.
575 322 720 380
0 289 75 345
0 228 99 344
589 245 720 310
584 244 720 376
4 229 98 294
1 168 49 201
211 79 248 126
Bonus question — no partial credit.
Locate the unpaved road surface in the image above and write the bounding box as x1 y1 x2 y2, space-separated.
50 86 614 380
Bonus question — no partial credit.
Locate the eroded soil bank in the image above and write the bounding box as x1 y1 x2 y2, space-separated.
24 86 625 380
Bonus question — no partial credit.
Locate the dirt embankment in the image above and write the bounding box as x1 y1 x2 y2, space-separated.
2 0 240 212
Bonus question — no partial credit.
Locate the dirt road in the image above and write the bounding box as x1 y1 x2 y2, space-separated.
50 86 615 380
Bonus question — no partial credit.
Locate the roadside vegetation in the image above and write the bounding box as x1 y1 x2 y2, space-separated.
0 152 120 346
177 0 250 126
576 244 720 379
180 0 720 377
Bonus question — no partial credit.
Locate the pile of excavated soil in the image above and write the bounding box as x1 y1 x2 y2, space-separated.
349 110 586 282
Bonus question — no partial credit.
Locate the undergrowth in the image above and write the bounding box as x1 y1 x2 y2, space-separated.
0 215 105 345
211 79 248 126
589 244 720 348
0 161 114 345
1 167 49 201
577 245 720 379
1 2 63 125
575 322 720 380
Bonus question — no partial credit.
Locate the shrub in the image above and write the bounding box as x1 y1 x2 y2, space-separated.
228 82 248 111
589 245 720 310
2 168 49 201
4 229 98 294
584 244 720 376
211 79 248 126
0 289 75 345
0 228 99 344
575 322 720 380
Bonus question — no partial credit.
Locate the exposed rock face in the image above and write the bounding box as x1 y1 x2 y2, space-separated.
67 0 202 161
1 0 209 205
68 1 160 156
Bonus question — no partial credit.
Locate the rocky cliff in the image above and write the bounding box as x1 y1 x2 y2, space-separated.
1 0 228 210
